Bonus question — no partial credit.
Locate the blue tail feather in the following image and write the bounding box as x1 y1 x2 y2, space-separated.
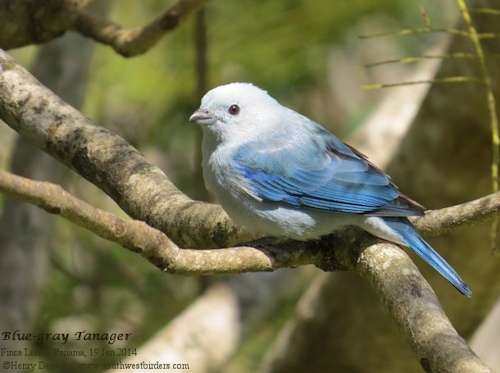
383 218 472 297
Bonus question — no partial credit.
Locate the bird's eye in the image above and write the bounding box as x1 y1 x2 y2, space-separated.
228 104 240 116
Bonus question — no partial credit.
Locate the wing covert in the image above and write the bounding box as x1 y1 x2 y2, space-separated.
232 133 424 216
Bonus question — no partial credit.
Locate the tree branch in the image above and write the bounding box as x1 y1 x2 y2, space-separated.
1 167 500 276
74 0 211 57
357 242 491 373
412 191 500 237
0 0 210 56
0 0 78 50
0 48 249 250
0 167 326 273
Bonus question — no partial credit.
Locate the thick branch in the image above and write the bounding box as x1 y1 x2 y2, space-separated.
0 0 78 50
0 48 250 249
358 243 490 373
74 0 211 57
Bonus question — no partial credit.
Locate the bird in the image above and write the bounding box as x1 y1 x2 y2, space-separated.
189 82 472 297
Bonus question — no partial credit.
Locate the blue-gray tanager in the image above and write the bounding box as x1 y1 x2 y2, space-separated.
190 82 472 296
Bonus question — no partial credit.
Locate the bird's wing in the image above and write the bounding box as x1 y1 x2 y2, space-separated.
232 129 424 216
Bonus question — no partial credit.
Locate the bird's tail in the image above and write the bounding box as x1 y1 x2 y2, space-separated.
383 217 472 297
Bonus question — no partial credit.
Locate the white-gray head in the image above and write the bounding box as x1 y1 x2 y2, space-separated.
189 82 281 143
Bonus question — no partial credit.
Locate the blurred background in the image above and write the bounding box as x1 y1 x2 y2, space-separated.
1 0 497 372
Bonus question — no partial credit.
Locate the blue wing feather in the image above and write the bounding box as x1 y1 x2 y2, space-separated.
233 130 424 217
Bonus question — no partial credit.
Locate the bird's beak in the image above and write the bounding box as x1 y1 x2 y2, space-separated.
189 109 217 125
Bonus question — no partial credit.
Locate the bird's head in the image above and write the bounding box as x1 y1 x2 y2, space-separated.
190 82 279 142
